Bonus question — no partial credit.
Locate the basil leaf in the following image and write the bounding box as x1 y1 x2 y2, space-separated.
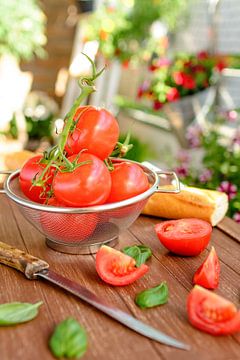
135 282 169 309
122 245 152 267
0 301 43 326
49 317 87 359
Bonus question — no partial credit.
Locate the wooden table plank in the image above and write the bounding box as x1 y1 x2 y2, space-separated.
0 196 240 360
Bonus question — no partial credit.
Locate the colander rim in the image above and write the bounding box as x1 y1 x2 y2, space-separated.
4 159 159 213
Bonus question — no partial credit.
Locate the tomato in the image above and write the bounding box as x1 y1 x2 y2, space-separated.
19 155 54 203
187 285 240 335
155 218 212 256
65 106 119 160
107 162 149 203
193 246 220 289
53 153 111 207
96 245 149 286
41 198 98 243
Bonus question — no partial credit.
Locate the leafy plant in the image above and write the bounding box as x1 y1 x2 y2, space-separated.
49 317 87 359
0 301 43 326
84 0 188 65
174 109 240 222
137 52 227 110
0 0 46 61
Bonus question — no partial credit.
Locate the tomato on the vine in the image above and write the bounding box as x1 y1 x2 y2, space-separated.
41 197 98 243
19 155 54 203
53 153 111 207
65 106 119 160
155 218 212 256
193 246 220 289
96 245 149 286
107 162 149 203
187 286 240 335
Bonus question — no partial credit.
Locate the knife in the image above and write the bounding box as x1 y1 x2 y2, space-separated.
0 241 190 351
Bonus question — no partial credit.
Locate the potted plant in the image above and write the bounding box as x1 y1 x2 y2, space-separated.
0 0 46 150
136 52 227 146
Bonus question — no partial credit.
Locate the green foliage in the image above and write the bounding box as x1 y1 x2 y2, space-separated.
49 317 87 359
84 0 188 64
135 282 169 309
119 133 156 162
122 245 152 267
0 301 43 326
0 0 46 61
174 110 240 220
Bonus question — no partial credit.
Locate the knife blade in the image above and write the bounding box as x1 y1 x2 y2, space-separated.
0 240 189 351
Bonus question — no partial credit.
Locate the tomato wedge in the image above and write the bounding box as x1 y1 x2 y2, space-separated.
96 245 149 286
155 218 212 256
193 246 220 289
187 286 240 335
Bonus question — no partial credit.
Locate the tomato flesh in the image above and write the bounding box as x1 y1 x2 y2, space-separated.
19 155 54 203
155 219 212 256
96 245 149 286
193 246 220 289
65 106 119 160
187 286 240 335
107 162 149 203
53 153 111 207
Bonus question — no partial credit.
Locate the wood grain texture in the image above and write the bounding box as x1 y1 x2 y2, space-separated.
0 195 239 359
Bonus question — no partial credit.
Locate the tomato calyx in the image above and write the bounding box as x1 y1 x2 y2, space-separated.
111 132 133 158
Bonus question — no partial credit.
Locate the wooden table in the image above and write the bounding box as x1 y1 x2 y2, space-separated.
0 195 240 360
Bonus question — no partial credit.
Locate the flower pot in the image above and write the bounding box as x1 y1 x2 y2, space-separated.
76 0 94 13
163 86 216 147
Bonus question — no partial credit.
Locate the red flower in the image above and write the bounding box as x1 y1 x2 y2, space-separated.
153 100 163 110
182 73 196 90
197 51 209 60
173 71 184 85
166 88 180 102
216 58 227 72
122 59 130 69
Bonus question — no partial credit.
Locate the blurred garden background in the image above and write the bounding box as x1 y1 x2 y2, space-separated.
0 0 240 222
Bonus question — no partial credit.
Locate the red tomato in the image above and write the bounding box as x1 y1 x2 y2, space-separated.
155 218 212 256
65 106 119 160
107 162 149 203
53 153 111 207
187 286 240 335
19 155 54 203
41 198 98 243
193 246 220 289
96 245 149 286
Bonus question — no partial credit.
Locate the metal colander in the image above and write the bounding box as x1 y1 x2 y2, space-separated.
0 159 180 254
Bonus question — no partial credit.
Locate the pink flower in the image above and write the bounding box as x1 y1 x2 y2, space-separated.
217 181 238 200
166 88 180 102
232 130 240 145
233 212 240 223
175 164 189 179
186 125 202 148
149 58 170 71
199 169 212 183
226 110 238 122
176 150 191 163
153 100 163 110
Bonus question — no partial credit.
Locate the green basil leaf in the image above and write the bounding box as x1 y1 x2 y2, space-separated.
135 282 169 309
49 317 87 359
122 245 152 267
0 301 43 326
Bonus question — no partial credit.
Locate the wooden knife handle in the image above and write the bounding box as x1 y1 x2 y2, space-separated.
0 241 49 279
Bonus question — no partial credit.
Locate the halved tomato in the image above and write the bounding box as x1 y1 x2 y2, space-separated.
155 218 212 256
193 246 220 289
96 245 148 286
187 286 240 335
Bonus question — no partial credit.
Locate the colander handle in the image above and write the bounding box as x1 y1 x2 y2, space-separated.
141 162 181 194
155 170 181 194
0 170 13 194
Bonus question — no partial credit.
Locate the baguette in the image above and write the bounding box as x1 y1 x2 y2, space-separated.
142 186 228 226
